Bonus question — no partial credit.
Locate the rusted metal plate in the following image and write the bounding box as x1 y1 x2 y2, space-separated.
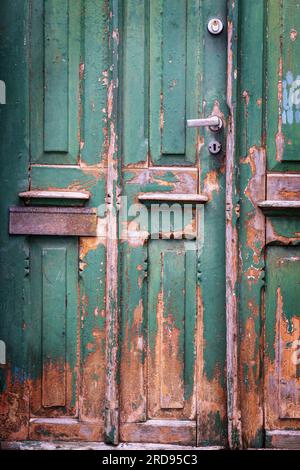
9 207 97 236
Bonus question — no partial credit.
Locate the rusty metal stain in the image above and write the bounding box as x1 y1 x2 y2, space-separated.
9 206 98 237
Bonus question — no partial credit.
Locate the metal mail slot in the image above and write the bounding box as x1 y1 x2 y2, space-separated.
9 206 97 236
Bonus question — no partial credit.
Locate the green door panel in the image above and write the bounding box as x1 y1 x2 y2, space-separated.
31 0 81 164
265 246 300 426
147 240 197 418
266 0 300 170
29 237 78 415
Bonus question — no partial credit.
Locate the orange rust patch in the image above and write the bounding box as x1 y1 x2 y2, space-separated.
120 299 146 423
79 327 106 421
203 170 220 199
0 368 30 440
240 316 263 443
276 56 285 161
29 361 76 418
244 265 263 284
196 284 227 445
241 146 266 264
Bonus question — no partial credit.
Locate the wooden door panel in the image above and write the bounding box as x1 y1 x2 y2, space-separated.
123 0 201 167
29 237 78 417
31 0 81 164
265 246 300 426
120 0 227 446
147 240 197 419
149 0 200 165
266 0 300 170
262 0 300 441
0 0 108 442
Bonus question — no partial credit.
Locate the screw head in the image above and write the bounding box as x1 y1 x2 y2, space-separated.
207 18 224 35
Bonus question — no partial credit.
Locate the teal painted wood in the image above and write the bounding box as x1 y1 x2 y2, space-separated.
265 247 300 423
197 0 227 447
226 0 242 450
237 0 266 448
161 0 187 155
29 237 78 415
266 0 300 170
0 0 109 440
80 0 109 166
147 240 197 417
30 0 81 164
44 0 69 152
42 247 67 407
149 0 200 165
0 0 31 439
122 0 148 167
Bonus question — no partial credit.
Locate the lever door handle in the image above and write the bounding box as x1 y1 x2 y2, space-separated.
187 115 223 131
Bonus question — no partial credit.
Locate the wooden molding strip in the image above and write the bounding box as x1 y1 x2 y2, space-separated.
9 206 97 236
259 200 300 216
138 193 208 203
19 190 90 200
259 200 300 210
266 430 300 450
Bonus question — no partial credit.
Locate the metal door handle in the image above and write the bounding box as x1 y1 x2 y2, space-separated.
187 115 223 131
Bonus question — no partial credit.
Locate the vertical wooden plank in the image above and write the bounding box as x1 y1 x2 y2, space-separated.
161 0 186 155
238 0 266 449
104 0 121 445
160 250 185 409
149 0 199 165
226 0 242 449
42 248 66 407
265 249 300 421
0 0 31 440
148 240 196 420
44 0 69 152
266 0 300 169
197 0 227 448
29 238 78 416
281 0 300 162
81 0 109 166
123 0 148 167
265 247 300 427
120 240 147 423
30 0 80 164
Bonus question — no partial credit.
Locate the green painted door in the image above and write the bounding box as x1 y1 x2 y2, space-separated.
236 0 300 449
119 0 227 446
0 0 227 446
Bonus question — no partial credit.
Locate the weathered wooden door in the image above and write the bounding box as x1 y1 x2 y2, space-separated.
234 0 300 450
0 0 228 446
118 0 227 446
8 0 300 450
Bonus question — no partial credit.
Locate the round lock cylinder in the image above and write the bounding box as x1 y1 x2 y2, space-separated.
207 18 224 35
